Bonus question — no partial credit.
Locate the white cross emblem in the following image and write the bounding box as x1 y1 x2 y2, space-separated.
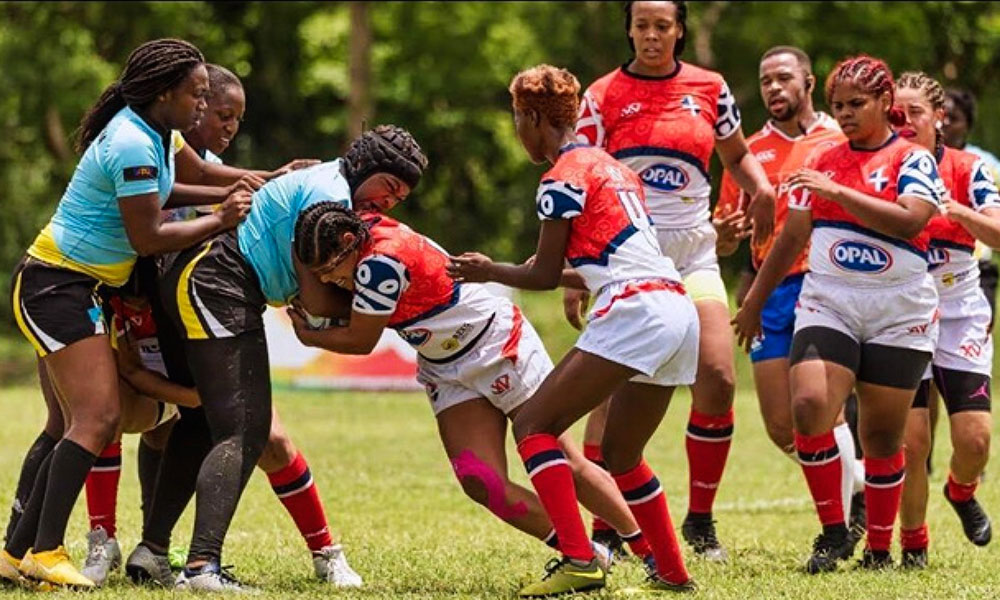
681 95 701 116
868 167 888 192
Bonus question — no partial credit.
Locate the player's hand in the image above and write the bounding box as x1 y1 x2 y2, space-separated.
114 330 143 377
562 288 590 330
227 173 265 194
215 189 253 230
713 208 751 256
447 252 495 283
746 182 776 247
942 199 970 221
787 168 841 202
287 306 321 347
272 159 321 178
731 298 763 354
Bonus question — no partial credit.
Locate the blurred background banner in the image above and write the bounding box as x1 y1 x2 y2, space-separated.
3 1 1000 380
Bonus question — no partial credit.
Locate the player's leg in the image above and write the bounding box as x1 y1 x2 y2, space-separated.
256 407 361 587
683 283 736 562
788 326 859 574
138 420 174 530
899 380 932 568
602 381 692 589
580 400 622 554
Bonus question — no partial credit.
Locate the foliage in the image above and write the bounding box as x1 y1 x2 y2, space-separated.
2 2 1000 328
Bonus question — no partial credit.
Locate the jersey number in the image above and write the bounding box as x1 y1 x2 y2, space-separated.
616 190 659 247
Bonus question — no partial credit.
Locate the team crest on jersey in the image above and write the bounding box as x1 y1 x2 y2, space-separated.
868 167 889 192
400 327 432 347
640 163 689 192
680 95 701 116
829 239 893 273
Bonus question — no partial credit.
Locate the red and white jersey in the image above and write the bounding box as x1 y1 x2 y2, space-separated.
351 214 505 361
576 62 741 229
536 144 680 292
789 134 945 286
926 146 1000 295
716 114 844 275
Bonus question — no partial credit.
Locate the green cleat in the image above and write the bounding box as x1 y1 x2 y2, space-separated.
518 556 606 598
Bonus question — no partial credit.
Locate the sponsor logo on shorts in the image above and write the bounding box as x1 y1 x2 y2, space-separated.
829 240 893 273
640 164 689 192
400 328 432 347
490 374 511 396
927 247 950 266
960 341 984 358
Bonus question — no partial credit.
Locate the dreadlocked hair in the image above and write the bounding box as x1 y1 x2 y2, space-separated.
624 1 686 57
293 202 370 270
76 38 205 152
824 54 906 127
206 64 242 100
898 71 946 157
509 64 581 129
342 124 428 192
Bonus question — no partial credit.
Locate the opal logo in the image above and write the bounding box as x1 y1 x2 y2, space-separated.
400 328 431 347
640 164 689 192
927 247 950 266
829 240 893 273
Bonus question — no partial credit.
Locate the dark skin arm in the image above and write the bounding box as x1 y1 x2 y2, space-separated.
447 219 572 290
115 331 200 408
288 308 389 355
119 189 250 256
174 143 267 187
787 168 938 239
732 209 812 352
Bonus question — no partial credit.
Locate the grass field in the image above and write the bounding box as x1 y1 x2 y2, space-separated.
1 291 999 598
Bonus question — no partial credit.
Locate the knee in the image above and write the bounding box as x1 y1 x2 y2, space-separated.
699 361 736 404
957 426 991 462
861 429 903 459
456 475 491 507
600 441 640 475
791 393 827 433
904 428 931 465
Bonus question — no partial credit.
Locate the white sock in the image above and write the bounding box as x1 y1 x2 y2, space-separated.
854 458 865 494
833 423 856 525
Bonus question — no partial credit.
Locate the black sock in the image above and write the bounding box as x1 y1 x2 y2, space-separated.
137 439 164 530
142 407 211 549
4 431 57 542
4 450 54 558
33 439 97 552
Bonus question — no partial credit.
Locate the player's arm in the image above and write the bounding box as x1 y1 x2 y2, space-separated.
448 219 572 290
175 143 267 187
115 332 200 408
733 209 812 352
716 131 776 244
294 255 354 320
942 161 1000 249
120 189 251 255
288 309 388 355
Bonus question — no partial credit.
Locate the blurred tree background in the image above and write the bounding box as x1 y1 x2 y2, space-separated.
2 1 1000 332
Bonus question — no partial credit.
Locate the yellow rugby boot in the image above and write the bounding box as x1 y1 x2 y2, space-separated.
19 546 95 589
0 549 27 586
518 556 606 598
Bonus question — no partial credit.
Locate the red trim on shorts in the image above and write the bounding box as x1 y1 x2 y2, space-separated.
591 279 686 320
501 305 523 364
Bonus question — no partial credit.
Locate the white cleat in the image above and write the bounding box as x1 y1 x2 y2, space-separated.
81 526 122 586
313 544 363 587
591 540 614 573
175 562 257 594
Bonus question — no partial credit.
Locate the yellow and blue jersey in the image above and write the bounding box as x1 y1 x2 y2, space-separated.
28 106 182 286
236 159 351 305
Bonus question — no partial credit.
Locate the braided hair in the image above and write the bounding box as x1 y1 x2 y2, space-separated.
342 125 428 193
293 202 370 270
897 71 946 157
824 54 906 127
624 1 687 58
76 38 205 152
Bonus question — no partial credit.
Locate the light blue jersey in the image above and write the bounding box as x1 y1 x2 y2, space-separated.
237 159 352 304
28 106 180 286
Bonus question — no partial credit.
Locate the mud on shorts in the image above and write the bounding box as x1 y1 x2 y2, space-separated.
577 278 699 388
11 256 108 357
655 220 728 305
159 230 267 341
418 302 553 417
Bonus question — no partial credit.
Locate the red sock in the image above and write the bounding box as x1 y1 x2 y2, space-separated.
613 460 689 584
947 472 978 503
621 530 653 558
864 451 905 552
794 431 844 527
582 443 614 535
517 434 592 562
85 442 122 538
267 452 333 553
686 409 733 515
901 523 929 551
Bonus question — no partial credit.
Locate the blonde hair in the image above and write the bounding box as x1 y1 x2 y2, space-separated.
509 64 581 129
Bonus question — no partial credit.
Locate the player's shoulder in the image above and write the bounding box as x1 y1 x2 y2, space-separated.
675 61 726 91
584 67 624 99
941 146 980 172
101 109 158 155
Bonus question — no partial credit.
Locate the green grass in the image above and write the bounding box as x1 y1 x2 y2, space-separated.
0 291 998 598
